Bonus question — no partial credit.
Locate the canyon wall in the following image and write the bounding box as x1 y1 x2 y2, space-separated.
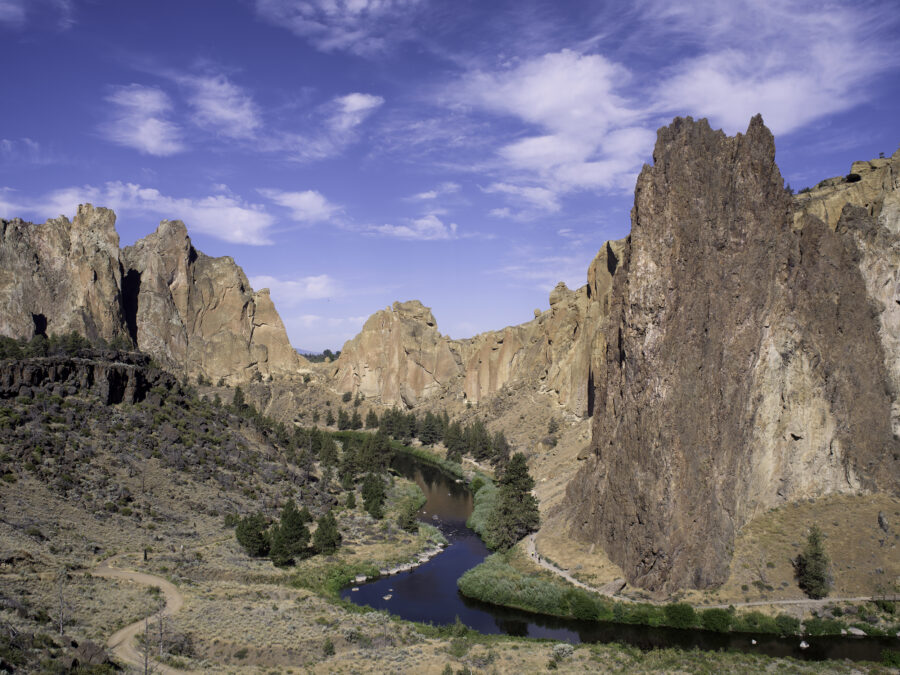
330 239 625 417
563 117 900 592
0 205 303 384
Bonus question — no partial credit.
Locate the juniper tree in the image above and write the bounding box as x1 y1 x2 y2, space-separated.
313 510 342 554
796 524 830 599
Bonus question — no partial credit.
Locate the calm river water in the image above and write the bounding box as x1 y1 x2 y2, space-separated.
341 453 899 662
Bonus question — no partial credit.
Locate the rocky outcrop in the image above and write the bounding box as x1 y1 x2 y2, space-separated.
331 241 625 416
0 206 304 384
121 220 302 384
794 149 899 230
563 116 900 593
0 204 129 343
332 300 460 407
0 351 179 405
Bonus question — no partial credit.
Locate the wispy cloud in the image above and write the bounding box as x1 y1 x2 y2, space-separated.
0 138 59 166
259 188 341 223
0 0 72 29
178 74 262 140
272 91 384 161
0 182 274 245
101 85 185 156
483 182 560 219
407 182 460 201
253 0 423 56
248 274 339 306
643 0 899 135
370 213 457 240
0 0 25 25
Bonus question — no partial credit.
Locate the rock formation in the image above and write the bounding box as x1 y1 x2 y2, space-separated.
563 116 900 593
0 205 304 384
0 205 129 343
330 240 625 417
0 351 179 405
122 219 303 383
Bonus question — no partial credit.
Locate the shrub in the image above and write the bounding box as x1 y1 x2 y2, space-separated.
235 513 270 557
733 611 778 634
775 614 800 635
323 638 335 657
700 608 732 633
882 649 900 667
663 602 697 629
803 616 844 636
342 391 352 403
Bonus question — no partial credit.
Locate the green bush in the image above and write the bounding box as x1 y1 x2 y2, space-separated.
700 608 732 633
882 649 900 667
775 614 800 635
663 603 697 629
732 611 778 634
803 616 844 636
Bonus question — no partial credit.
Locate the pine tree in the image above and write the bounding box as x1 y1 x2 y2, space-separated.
361 473 386 519
279 500 310 557
337 408 350 430
491 431 510 467
365 409 379 429
269 524 293 567
796 525 830 599
232 386 246 412
313 510 342 554
319 436 339 466
325 409 335 426
350 410 363 430
235 513 270 557
487 453 540 550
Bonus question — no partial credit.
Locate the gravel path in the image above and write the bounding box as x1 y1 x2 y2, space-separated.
91 557 187 674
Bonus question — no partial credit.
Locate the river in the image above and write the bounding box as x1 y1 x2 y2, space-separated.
340 452 899 662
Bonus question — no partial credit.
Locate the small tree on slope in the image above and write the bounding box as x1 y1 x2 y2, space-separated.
796 524 830 599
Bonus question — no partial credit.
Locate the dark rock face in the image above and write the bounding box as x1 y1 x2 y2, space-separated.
0 351 179 404
564 116 900 593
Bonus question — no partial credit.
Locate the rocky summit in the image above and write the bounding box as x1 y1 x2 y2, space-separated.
0 205 304 384
563 116 900 593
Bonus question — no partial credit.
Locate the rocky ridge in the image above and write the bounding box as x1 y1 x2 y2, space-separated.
331 239 625 418
0 205 304 384
563 116 900 593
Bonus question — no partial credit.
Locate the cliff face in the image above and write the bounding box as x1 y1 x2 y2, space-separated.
0 205 129 343
563 117 900 593
122 220 302 383
331 240 625 416
0 206 303 384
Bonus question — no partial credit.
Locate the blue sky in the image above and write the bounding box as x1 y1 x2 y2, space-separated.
1 0 898 351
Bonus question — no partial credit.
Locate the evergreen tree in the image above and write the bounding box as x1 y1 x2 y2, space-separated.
235 513 270 557
796 525 830 599
350 410 363 430
313 510 342 554
444 422 464 462
365 409 379 429
361 473 386 519
268 524 293 567
346 491 356 509
319 436 339 466
231 386 245 412
279 500 310 557
419 412 441 445
337 408 351 431
339 439 359 485
325 409 335 426
491 430 510 467
486 453 540 550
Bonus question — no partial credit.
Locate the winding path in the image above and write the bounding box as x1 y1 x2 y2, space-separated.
525 534 883 612
91 557 187 674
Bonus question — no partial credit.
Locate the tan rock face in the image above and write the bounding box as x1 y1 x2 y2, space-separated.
563 116 900 593
331 244 624 416
0 206 303 384
121 220 303 384
793 148 899 230
0 204 128 342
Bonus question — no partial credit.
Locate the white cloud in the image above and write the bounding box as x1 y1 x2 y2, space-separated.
102 85 185 156
329 93 384 132
253 0 423 55
407 182 460 201
0 0 25 25
4 182 274 245
273 91 384 161
644 0 897 135
484 182 559 213
259 188 340 223
180 74 261 139
371 213 458 240
0 138 58 166
248 274 339 306
450 50 654 212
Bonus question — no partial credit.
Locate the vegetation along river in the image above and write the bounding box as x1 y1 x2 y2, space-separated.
341 452 899 662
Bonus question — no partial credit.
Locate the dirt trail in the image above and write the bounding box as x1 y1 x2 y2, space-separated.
526 534 880 612
91 557 187 674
